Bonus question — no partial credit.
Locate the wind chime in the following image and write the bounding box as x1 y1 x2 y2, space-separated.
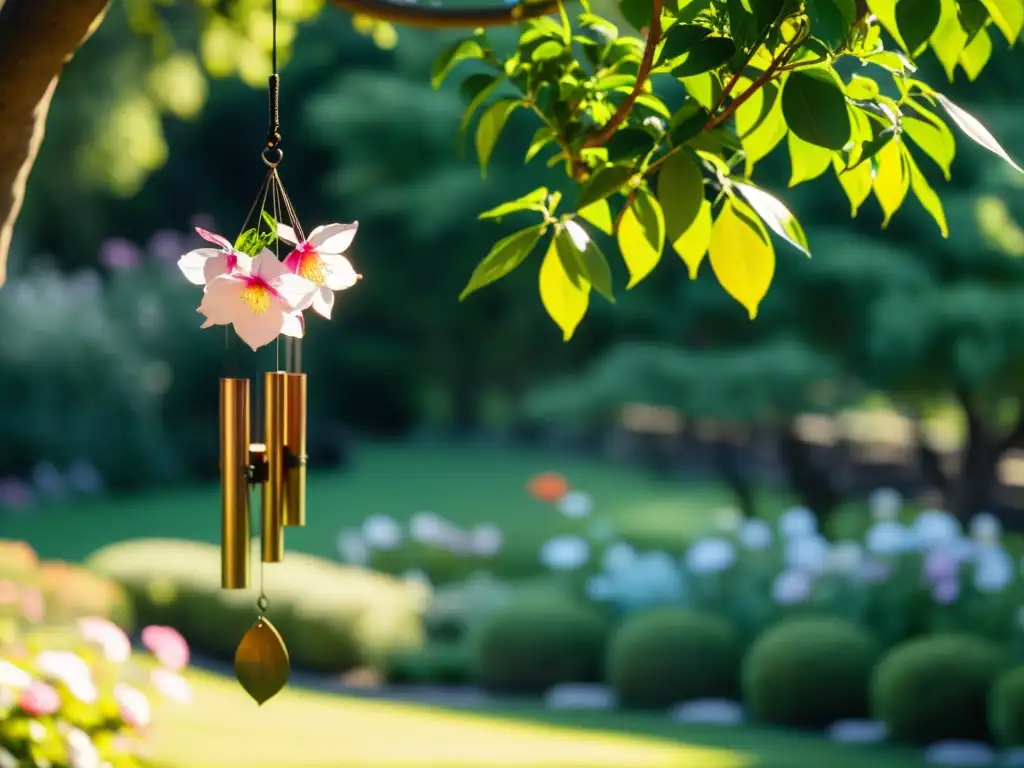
175 0 360 706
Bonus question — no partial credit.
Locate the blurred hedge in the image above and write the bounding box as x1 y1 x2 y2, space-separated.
86 538 427 672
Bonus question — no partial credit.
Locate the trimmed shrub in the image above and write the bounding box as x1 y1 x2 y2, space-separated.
871 633 1006 744
87 538 427 672
991 666 1024 747
743 617 880 729
383 643 473 686
471 596 608 694
607 608 741 709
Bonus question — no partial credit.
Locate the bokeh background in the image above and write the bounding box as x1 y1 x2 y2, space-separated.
2 0 1024 767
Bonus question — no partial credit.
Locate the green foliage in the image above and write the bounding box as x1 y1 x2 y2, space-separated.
86 539 427 673
871 633 1007 744
469 596 609 694
606 608 742 708
743 617 881 729
434 0 1022 337
382 642 474 685
232 211 279 257
991 666 1024 747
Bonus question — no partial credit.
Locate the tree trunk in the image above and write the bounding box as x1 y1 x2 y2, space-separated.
949 391 1001 519
712 439 756 518
777 422 841 528
0 0 110 287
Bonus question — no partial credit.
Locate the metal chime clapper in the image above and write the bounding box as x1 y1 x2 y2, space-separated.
219 369 307 705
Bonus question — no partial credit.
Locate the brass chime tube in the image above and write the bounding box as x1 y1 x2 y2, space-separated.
283 373 307 527
262 371 287 563
219 378 250 589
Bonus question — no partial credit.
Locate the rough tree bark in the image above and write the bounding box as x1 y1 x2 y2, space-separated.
0 0 112 287
0 0 560 288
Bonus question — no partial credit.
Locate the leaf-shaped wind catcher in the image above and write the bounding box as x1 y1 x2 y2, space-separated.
235 616 291 706
168 0 363 705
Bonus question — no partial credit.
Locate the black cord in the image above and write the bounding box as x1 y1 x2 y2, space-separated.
266 0 281 154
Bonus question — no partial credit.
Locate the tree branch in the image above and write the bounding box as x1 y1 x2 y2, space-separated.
703 45 794 132
582 0 664 149
0 0 111 288
328 0 562 28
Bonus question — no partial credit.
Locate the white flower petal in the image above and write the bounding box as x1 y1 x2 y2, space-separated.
309 222 358 254
274 273 318 312
252 249 287 280
280 313 304 338
311 287 334 319
178 248 220 285
320 253 360 290
232 306 290 351
276 223 300 246
198 276 245 326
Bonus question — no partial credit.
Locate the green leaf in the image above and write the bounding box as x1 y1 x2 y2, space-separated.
781 68 853 150
539 234 591 341
788 132 833 186
659 25 738 75
619 0 655 31
733 181 810 256
605 128 658 161
577 164 635 209
902 115 955 179
978 0 1024 42
867 0 909 50
559 222 616 302
873 137 910 228
617 186 666 288
260 210 278 234
459 224 546 300
708 199 776 319
738 83 788 174
846 74 880 101
432 39 486 89
959 25 992 80
896 0 943 55
902 144 949 237
526 126 557 163
936 92 1023 173
459 74 503 135
478 188 550 221
532 40 566 61
657 152 710 277
578 200 614 235
635 93 673 119
681 72 719 110
833 156 874 216
930 0 968 80
807 0 857 50
475 99 523 179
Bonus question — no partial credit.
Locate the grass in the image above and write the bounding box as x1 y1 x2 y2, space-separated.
3 442 804 568
144 668 926 768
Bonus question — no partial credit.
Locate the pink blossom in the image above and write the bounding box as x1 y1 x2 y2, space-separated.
141 625 189 671
114 683 151 728
151 668 191 704
0 579 19 605
18 681 60 716
278 222 360 319
177 227 250 287
78 617 131 663
20 589 44 623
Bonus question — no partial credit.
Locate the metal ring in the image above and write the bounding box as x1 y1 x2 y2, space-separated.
261 147 283 168
256 594 270 613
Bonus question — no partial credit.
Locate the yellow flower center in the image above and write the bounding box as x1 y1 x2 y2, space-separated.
241 283 271 314
298 253 327 286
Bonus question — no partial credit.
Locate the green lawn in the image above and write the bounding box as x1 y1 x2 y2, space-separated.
6 443 804 568
143 668 925 768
